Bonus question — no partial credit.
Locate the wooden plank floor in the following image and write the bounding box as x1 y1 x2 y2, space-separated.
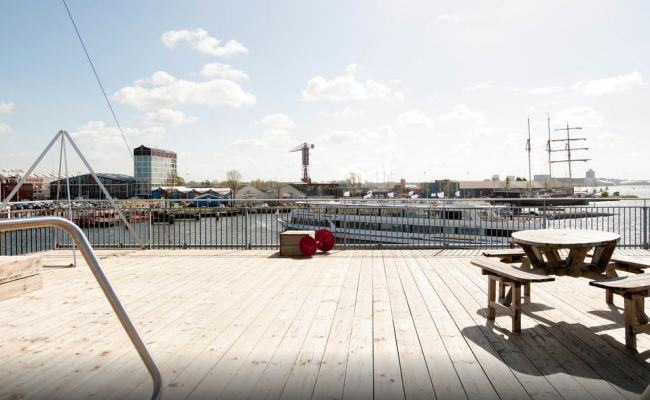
1 249 650 400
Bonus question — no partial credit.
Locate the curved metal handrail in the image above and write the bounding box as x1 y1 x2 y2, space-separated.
0 216 162 400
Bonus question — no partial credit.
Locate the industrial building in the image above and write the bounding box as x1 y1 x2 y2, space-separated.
152 187 231 200
49 173 135 200
134 145 177 198
1 169 66 201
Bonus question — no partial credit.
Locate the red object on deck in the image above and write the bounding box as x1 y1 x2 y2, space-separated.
299 235 318 256
315 229 335 252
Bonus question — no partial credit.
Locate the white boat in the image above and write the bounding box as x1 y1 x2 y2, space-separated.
279 200 543 247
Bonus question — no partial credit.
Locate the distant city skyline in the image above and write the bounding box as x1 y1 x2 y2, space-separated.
1 1 648 183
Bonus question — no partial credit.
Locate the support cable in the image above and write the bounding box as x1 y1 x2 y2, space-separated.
62 0 144 188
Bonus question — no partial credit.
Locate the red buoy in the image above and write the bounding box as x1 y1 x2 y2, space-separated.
315 229 335 252
299 235 318 256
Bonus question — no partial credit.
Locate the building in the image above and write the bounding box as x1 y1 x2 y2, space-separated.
134 145 177 198
50 173 135 200
152 187 231 200
1 169 64 201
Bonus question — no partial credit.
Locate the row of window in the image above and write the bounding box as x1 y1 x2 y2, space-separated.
315 208 471 220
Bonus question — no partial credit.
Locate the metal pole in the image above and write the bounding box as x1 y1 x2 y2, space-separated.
0 217 162 400
527 118 532 191
62 131 144 248
547 114 552 186
0 130 64 211
62 140 77 267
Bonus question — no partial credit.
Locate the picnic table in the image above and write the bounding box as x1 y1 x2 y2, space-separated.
511 229 620 278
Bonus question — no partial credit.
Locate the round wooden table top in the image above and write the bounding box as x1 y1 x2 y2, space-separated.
511 229 620 248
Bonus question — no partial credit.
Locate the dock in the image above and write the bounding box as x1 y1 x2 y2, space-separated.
2 249 650 399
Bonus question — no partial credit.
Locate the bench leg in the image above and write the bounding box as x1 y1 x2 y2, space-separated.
487 276 497 319
512 282 522 332
625 294 637 349
605 269 618 304
499 281 505 299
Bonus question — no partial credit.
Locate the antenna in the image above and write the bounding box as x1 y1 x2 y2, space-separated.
551 122 589 194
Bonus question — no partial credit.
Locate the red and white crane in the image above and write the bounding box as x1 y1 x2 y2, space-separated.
289 143 314 184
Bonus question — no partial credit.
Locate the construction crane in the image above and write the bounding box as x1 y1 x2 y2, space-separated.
289 143 314 184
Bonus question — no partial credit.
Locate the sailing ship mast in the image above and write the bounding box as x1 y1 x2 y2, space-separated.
526 118 532 191
551 122 590 194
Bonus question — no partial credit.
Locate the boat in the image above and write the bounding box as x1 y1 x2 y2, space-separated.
279 200 543 247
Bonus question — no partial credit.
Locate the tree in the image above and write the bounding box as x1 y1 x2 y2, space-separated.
250 178 266 191
268 180 284 199
165 172 185 188
225 170 242 197
347 172 361 197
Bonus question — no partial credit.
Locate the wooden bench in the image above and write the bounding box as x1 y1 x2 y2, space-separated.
590 274 650 349
586 254 650 303
471 258 555 332
482 249 531 269
610 255 650 274
0 256 43 301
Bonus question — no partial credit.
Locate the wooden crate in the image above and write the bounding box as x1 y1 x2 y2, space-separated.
0 256 43 301
280 230 315 257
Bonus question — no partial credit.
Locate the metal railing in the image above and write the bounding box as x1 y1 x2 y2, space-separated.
0 217 163 400
1 198 648 254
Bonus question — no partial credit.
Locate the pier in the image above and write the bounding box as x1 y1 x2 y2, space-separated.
2 248 650 399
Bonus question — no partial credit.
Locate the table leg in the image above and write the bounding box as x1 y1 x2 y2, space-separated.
592 244 617 270
519 244 545 267
543 247 563 274
568 247 589 278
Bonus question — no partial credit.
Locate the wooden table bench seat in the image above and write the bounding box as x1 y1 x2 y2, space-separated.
0 256 43 301
590 274 650 349
471 258 555 332
482 249 531 268
610 255 650 274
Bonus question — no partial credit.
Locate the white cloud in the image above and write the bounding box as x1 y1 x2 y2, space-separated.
320 107 365 117
229 129 292 150
230 139 265 149
301 66 403 102
530 86 567 95
0 123 12 134
319 125 397 144
556 106 604 127
345 63 362 75
161 28 248 57
200 63 249 80
572 72 646 95
453 143 473 155
596 133 623 145
466 81 495 91
254 114 296 129
0 101 14 113
142 108 199 126
439 104 486 124
341 107 364 116
396 110 434 129
69 121 166 147
143 127 166 142
436 14 460 23
112 71 256 110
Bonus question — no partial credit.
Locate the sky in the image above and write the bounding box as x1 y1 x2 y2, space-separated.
1 0 648 185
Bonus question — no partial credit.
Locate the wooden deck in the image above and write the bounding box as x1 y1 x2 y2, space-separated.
2 248 650 400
